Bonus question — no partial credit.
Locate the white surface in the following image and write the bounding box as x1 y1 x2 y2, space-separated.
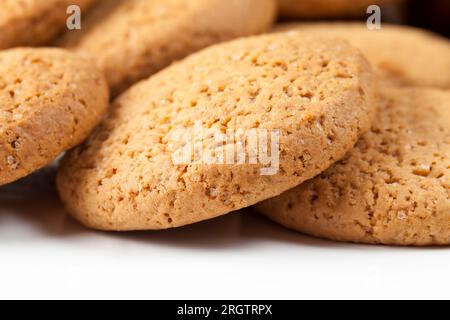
0 168 449 300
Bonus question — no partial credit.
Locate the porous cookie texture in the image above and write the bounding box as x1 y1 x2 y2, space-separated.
0 48 109 186
257 87 450 246
278 0 399 18
275 23 450 89
0 0 98 49
59 0 277 97
57 33 376 231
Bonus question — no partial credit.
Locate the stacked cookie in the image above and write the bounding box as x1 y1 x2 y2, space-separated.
56 33 376 230
0 0 448 246
58 0 278 96
257 23 450 245
257 86 450 246
0 48 109 186
0 0 277 185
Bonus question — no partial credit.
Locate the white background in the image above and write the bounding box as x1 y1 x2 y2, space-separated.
0 167 449 300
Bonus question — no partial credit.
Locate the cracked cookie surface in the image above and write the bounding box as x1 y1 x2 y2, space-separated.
0 0 98 49
57 32 375 231
256 87 450 246
0 48 109 186
59 0 277 97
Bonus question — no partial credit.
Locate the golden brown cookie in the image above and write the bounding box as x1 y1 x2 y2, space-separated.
57 32 376 231
0 48 109 186
0 0 98 49
257 87 450 246
58 0 278 97
274 23 450 89
278 0 400 18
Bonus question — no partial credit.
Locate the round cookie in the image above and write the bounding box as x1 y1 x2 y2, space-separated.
0 48 109 186
59 0 278 97
0 0 98 49
274 23 450 89
57 32 376 231
278 0 400 19
256 87 450 246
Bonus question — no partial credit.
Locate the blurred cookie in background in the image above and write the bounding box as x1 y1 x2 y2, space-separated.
278 0 402 19
274 23 450 88
0 0 99 49
58 0 277 97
